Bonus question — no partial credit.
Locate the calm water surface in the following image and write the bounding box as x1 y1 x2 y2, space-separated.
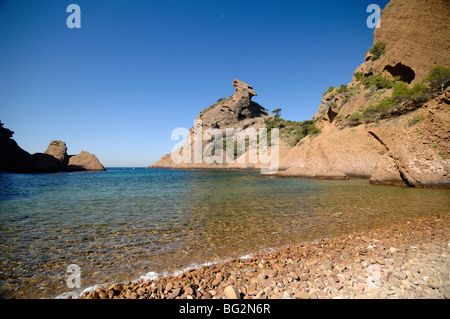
0 168 449 298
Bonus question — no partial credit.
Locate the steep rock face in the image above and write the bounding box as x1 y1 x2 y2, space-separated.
44 140 69 171
277 123 384 180
0 123 62 173
45 140 68 164
314 0 450 122
0 123 30 172
371 0 450 84
279 89 449 187
278 0 450 188
67 151 105 172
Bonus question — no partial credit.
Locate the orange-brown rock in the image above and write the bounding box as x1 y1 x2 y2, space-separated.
150 0 449 188
371 0 450 84
150 79 276 170
275 0 450 188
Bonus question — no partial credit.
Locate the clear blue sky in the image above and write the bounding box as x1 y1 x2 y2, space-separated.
0 0 390 167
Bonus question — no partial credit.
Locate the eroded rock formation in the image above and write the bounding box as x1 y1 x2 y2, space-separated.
0 122 105 173
149 79 286 170
150 0 449 188
67 151 105 172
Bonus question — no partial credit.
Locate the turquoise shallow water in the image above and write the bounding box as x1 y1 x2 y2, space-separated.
0 168 449 298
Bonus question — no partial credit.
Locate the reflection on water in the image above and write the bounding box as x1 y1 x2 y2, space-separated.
0 168 449 298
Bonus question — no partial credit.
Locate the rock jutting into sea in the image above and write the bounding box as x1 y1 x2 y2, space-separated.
0 122 105 173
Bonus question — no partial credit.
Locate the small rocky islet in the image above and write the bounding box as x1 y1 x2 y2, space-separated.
77 215 449 299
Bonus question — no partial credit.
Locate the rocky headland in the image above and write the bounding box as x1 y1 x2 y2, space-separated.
149 79 288 170
150 0 450 188
0 122 105 173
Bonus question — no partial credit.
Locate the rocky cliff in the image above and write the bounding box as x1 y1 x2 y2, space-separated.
150 0 449 188
275 0 449 188
0 122 105 173
150 79 290 171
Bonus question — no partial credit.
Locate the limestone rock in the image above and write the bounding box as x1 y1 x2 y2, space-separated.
30 153 67 173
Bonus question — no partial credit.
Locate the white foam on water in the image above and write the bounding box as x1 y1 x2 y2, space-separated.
53 250 274 299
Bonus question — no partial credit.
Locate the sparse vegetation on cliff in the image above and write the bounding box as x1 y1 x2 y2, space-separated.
369 41 386 61
354 72 364 82
360 73 397 90
344 66 450 126
323 86 335 96
265 116 321 147
422 66 450 92
407 114 424 127
199 95 233 118
347 80 430 125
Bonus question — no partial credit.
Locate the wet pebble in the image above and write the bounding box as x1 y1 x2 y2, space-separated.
76 215 449 300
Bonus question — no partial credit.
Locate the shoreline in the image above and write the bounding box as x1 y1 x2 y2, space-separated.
77 214 449 299
148 167 450 188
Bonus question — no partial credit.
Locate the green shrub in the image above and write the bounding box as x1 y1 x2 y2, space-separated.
340 85 362 107
422 66 450 92
361 73 397 90
369 41 386 60
269 118 321 147
346 112 363 125
360 98 397 121
336 84 348 94
364 82 428 118
407 114 423 127
390 82 429 101
354 72 364 81
323 86 335 96
272 108 282 119
306 122 321 136
347 80 430 125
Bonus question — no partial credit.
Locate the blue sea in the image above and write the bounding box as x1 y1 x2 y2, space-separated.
0 168 449 298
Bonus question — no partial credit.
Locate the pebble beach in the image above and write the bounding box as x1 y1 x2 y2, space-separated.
77 214 449 299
